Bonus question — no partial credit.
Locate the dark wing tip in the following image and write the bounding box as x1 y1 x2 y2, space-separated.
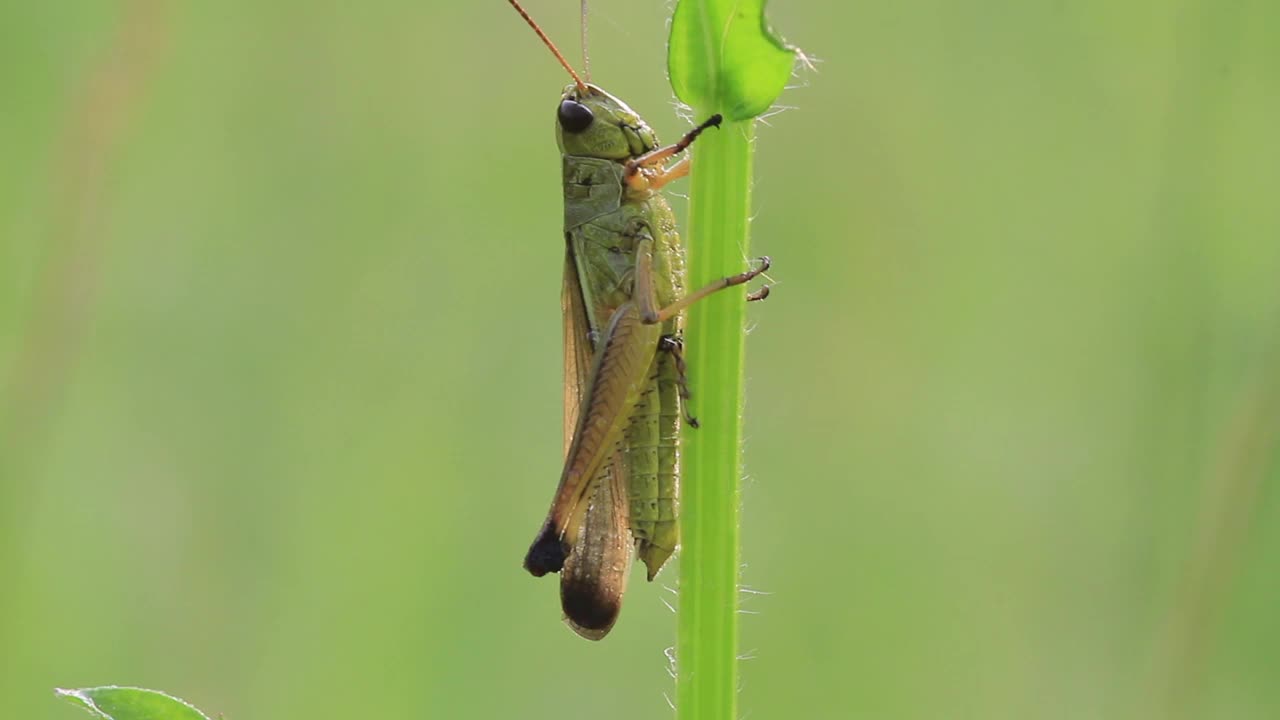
524 525 569 577
561 578 623 641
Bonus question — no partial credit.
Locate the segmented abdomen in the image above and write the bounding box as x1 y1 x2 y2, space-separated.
625 350 681 580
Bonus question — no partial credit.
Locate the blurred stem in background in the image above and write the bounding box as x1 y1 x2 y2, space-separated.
1145 339 1280 719
0 0 167 601
1136 3 1270 719
2 0 166 446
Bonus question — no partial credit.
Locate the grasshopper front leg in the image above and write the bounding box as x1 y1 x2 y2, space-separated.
624 115 722 194
625 114 723 181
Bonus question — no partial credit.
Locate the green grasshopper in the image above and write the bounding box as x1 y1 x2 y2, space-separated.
509 0 770 640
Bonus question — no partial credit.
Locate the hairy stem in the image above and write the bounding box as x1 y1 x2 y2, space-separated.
677 117 755 720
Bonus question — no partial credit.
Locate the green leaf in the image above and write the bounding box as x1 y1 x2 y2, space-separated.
56 687 213 720
668 0 796 120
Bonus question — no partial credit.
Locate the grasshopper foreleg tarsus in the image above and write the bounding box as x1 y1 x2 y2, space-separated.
668 113 723 156
625 114 723 182
659 335 699 428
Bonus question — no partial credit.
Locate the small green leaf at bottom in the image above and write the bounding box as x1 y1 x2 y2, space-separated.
56 686 213 720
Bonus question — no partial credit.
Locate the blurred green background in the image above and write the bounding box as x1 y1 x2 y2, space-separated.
3 1 1278 718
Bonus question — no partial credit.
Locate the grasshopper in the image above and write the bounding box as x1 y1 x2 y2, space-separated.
509 0 770 640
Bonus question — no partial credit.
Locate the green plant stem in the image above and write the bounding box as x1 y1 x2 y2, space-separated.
677 117 755 720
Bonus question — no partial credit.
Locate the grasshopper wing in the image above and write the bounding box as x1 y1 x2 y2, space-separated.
562 247 593 459
560 452 632 639
558 247 634 639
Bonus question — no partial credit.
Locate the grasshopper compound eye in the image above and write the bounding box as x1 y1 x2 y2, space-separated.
558 99 594 133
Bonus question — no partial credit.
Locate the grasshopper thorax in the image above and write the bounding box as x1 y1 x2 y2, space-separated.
556 83 658 161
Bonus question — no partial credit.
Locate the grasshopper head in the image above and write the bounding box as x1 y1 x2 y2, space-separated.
556 83 658 161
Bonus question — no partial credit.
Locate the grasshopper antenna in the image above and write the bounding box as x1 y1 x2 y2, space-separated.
580 0 591 82
506 0 590 94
